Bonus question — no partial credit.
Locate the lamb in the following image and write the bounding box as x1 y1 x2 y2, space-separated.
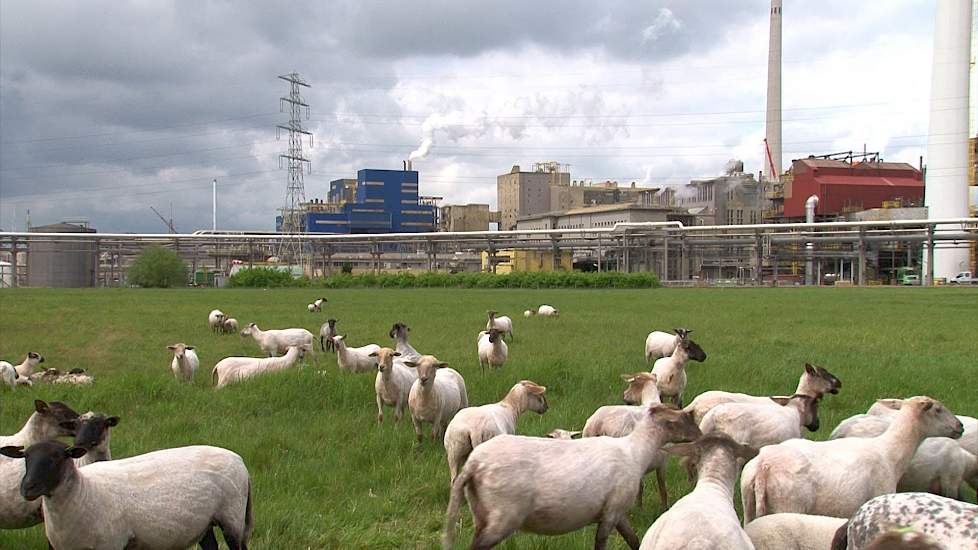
833 492 977 550
639 434 758 550
212 345 305 389
70 411 119 467
12 351 44 379
208 309 226 332
486 310 514 341
389 322 423 363
651 328 696 406
443 380 548 480
0 441 253 550
406 355 468 447
167 343 199 382
0 361 17 390
29 367 94 386
744 513 847 550
442 405 702 550
222 317 239 334
308 296 327 312
698 393 821 449
320 318 338 352
685 363 841 424
477 328 508 371
740 396 963 524
644 330 707 363
372 347 417 423
241 322 314 357
536 304 559 317
333 335 382 374
547 429 582 440
0 400 80 529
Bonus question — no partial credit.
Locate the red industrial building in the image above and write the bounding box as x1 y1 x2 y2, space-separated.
768 157 924 220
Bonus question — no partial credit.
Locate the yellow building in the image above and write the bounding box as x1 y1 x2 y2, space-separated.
481 248 573 273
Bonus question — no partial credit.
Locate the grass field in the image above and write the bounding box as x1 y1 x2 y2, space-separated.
1 287 976 549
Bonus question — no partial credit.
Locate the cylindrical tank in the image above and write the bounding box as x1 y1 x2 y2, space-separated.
27 222 97 288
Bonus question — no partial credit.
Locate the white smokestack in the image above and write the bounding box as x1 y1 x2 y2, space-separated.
764 0 782 181
924 0 973 280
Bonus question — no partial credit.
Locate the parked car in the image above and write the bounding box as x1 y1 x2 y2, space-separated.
949 271 978 285
901 274 920 286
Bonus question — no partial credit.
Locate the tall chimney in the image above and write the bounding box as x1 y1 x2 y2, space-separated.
924 0 973 280
764 0 783 182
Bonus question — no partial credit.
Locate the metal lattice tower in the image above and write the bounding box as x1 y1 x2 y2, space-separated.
276 72 313 266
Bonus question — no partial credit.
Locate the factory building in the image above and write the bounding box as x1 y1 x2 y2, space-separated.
439 204 491 232
674 165 767 226
516 203 691 230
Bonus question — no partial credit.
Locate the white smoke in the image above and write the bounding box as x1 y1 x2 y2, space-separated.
641 8 682 44
408 111 492 161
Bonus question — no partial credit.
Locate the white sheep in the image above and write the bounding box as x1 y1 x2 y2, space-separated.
744 513 847 550
207 309 226 332
442 405 702 549
28 368 94 386
958 415 976 457
241 322 314 357
640 434 758 550
523 309 535 318
307 296 327 312
372 347 417 423
443 380 548 480
685 363 841 424
698 394 821 450
486 310 514 341
477 328 508 371
222 317 239 334
0 400 80 529
167 343 199 382
740 396 964 524
406 355 468 447
333 335 382 374
71 411 119 467
319 319 338 352
834 492 977 550
644 330 708 363
536 304 559 317
0 441 253 550
0 361 17 390
651 328 696 406
546 428 582 440
389 322 423 363
212 346 305 389
12 351 44 379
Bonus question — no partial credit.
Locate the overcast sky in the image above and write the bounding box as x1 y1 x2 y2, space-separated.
0 0 945 232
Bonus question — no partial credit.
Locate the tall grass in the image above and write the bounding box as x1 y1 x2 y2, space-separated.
0 288 975 549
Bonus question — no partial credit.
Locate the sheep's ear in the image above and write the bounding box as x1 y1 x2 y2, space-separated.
875 398 903 411
921 400 933 412
664 442 697 457
167 345 177 351
0 446 25 459
436 362 450 369
34 400 49 414
65 446 88 459
393 352 401 357
403 361 417 369
769 396 791 406
804 363 817 376
525 383 546 395
368 351 379 357
106 416 120 427
185 346 195 351
388 329 396 338
620 374 635 382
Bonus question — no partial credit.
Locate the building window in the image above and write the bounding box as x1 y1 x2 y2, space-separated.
736 209 744 225
727 209 733 224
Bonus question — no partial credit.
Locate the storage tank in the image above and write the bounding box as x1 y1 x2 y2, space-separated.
27 222 97 288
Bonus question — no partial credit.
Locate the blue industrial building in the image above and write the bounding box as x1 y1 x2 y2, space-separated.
277 169 436 234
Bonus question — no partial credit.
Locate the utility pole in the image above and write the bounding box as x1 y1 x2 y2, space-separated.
275 72 313 269
212 178 217 231
150 206 178 233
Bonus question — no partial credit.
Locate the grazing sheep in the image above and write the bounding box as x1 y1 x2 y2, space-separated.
308 297 327 312
740 396 964 524
333 335 382 374
834 492 977 550
167 343 199 382
699 394 821 449
212 346 305 389
71 411 119 467
208 309 226 332
0 441 253 550
547 429 582 440
407 355 468 447
744 513 847 550
318 319 338 352
443 380 548 480
639 434 758 550
372 347 417 423
523 309 535 318
389 322 423 363
0 400 80 529
486 310 514 341
644 330 708 363
536 305 559 317
442 405 702 550
241 322 314 357
651 328 696 406
12 352 44 379
222 317 239 334
686 363 841 424
0 361 17 390
477 329 508 371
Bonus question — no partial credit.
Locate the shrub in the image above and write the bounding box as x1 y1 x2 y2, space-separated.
227 267 297 288
313 271 658 289
127 246 188 288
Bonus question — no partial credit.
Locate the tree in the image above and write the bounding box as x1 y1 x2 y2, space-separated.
127 246 188 288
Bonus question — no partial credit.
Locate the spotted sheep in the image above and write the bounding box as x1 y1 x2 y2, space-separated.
167 343 199 382
372 347 417 423
406 355 468 447
832 492 977 550
698 393 821 450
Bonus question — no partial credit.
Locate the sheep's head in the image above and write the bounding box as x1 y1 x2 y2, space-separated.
27 352 44 365
34 400 80 439
404 355 448 387
0 440 87 501
519 380 548 414
487 328 504 343
486 310 497 320
167 343 188 359
547 429 582 440
666 432 758 482
648 405 701 444
72 412 119 451
621 372 659 405
902 397 963 439
686 340 707 362
239 323 257 337
327 318 337 329
369 348 401 373
389 322 408 339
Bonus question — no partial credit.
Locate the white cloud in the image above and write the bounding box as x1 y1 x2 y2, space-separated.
641 8 683 44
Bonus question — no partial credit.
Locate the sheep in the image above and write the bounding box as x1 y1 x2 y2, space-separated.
651 328 697 406
856 530 945 550
28 367 94 386
308 296 327 312
698 393 821 449
372 347 417 423
333 335 382 374
833 492 977 550
212 345 305 389
12 351 44 379
536 304 559 317
740 396 964 524
744 514 847 550
685 363 841 424
70 411 119 467
241 322 314 357
442 405 702 550
0 400 80 529
0 441 253 550
443 380 548 480
644 330 707 363
222 317 239 334
0 361 17 390
167 343 199 382
486 310 514 341
477 328 508 371
639 434 758 550
547 428 582 440
320 318 338 352
958 415 977 457
406 355 468 447
523 309 535 318
208 309 226 332
389 322 423 363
